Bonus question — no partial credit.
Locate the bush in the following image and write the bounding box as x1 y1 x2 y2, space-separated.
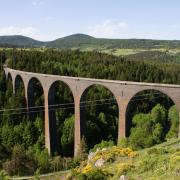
77 136 88 161
62 157 79 170
0 170 9 180
90 140 114 152
34 149 50 174
70 168 111 180
166 106 179 139
3 145 37 176
118 138 129 148
128 104 169 149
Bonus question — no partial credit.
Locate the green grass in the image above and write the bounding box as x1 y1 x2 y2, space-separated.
126 139 180 180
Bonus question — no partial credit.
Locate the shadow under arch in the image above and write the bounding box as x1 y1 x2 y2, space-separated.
80 84 119 150
0 69 8 92
27 77 45 121
14 74 27 121
5 72 13 94
15 74 25 95
48 80 75 156
7 72 12 81
125 89 176 137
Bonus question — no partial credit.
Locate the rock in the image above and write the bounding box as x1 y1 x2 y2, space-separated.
119 175 128 180
88 152 95 161
94 158 105 167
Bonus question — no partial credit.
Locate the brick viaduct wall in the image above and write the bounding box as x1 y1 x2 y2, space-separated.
3 67 180 156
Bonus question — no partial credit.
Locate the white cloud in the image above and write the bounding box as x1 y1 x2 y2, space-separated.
88 19 128 38
32 0 45 6
0 26 44 40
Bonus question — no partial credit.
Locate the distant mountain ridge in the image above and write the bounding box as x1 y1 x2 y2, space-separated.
0 33 180 49
0 35 43 47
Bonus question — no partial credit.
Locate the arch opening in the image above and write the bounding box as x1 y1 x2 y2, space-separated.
6 72 13 93
7 72 12 82
80 84 119 151
15 75 26 107
15 75 25 95
27 77 45 149
8 75 27 125
48 81 74 157
126 89 179 149
0 72 13 124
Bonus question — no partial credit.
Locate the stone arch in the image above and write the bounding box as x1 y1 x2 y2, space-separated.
48 80 75 156
125 88 177 137
80 84 119 149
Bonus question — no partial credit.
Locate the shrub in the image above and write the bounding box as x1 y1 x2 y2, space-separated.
3 145 37 176
0 170 9 180
35 149 50 174
118 137 129 148
71 168 111 180
166 106 179 139
77 136 88 161
50 156 64 172
90 140 114 152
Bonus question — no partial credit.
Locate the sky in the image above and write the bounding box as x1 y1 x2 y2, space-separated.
0 0 180 41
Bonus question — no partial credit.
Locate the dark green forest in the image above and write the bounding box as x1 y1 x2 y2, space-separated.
0 48 179 176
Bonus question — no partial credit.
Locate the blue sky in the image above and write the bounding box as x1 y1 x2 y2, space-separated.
0 0 180 41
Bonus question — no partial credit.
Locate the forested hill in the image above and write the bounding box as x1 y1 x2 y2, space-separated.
1 33 180 49
0 35 43 47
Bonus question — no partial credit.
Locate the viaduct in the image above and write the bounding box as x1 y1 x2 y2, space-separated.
3 66 180 156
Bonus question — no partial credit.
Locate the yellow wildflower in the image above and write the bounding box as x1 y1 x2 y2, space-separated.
82 164 92 174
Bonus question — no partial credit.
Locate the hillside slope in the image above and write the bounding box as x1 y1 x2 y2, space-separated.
68 138 180 180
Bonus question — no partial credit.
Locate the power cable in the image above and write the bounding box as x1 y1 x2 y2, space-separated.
0 91 166 113
0 93 169 116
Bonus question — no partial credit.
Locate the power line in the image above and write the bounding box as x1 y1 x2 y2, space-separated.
0 91 166 113
0 101 117 116
0 93 170 116
0 97 116 112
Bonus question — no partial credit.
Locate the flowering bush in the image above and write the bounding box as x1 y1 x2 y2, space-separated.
69 146 137 179
90 147 137 164
82 164 92 174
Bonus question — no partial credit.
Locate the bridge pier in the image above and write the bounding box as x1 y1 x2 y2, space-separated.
44 92 58 155
44 93 51 154
179 112 180 138
117 99 128 142
74 96 81 157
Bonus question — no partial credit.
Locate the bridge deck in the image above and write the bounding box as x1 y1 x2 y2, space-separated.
5 67 180 88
